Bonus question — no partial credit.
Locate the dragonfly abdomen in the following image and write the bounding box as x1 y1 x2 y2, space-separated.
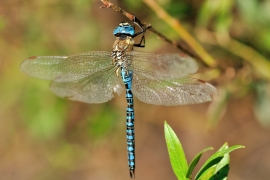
126 101 135 178
121 68 135 178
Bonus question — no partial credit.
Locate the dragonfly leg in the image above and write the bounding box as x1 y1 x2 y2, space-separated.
132 17 147 48
132 17 146 37
133 35 145 48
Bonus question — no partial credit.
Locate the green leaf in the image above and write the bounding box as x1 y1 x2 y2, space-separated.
198 151 230 180
186 147 213 179
195 143 244 180
164 121 188 180
199 164 229 180
209 164 230 180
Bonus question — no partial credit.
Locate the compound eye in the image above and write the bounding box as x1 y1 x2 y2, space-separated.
113 26 121 36
124 26 135 36
113 25 135 36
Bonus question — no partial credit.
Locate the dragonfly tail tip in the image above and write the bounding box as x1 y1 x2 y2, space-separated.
129 169 135 178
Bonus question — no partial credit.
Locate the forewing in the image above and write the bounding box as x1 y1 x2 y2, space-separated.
49 67 124 104
20 51 112 82
128 51 198 79
132 72 217 106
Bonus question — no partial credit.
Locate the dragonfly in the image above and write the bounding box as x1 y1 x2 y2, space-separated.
20 21 217 178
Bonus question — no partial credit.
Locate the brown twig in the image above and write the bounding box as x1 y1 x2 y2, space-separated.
100 0 205 65
142 0 216 67
100 0 137 22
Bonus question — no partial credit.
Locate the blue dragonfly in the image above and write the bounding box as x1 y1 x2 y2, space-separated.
20 21 217 178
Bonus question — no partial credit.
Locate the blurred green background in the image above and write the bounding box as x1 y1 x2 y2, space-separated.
0 0 270 179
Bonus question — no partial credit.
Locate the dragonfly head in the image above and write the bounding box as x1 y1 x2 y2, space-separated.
113 22 135 37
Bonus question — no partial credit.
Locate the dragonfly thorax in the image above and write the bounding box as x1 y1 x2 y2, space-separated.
112 36 134 52
111 49 131 70
111 36 134 77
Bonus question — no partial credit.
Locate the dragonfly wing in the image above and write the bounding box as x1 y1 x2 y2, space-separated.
20 51 112 82
128 51 199 79
132 72 217 106
50 67 124 103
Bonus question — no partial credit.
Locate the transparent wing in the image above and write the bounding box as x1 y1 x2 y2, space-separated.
49 67 124 104
127 51 199 79
20 51 112 82
132 68 217 106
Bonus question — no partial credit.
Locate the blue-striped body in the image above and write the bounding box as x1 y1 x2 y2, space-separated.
112 22 137 177
121 68 135 177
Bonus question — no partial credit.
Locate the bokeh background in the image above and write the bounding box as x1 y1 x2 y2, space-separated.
1 0 270 179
